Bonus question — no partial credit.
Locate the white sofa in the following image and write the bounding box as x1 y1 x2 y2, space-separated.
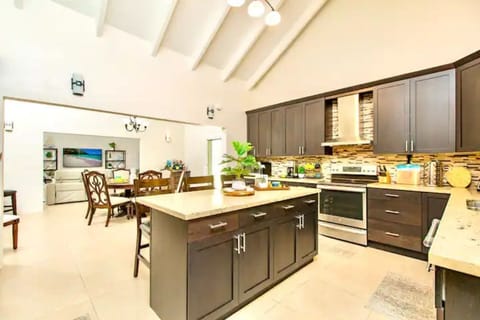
46 169 110 205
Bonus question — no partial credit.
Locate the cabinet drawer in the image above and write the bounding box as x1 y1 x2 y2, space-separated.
296 194 319 213
239 205 275 227
368 219 422 252
368 199 421 226
188 213 239 243
368 188 422 203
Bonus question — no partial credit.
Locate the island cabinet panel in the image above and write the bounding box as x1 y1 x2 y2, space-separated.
456 57 480 151
273 214 298 280
421 192 449 253
188 231 238 320
297 209 318 264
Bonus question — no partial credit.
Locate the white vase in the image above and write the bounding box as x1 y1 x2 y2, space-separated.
298 173 305 179
232 179 246 190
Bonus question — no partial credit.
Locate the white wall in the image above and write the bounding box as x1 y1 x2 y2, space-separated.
44 132 140 170
0 1 249 153
4 99 186 214
184 125 226 177
247 0 480 109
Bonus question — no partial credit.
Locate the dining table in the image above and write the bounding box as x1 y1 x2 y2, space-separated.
107 180 134 217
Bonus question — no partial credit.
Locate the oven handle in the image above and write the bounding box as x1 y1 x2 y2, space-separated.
316 185 366 193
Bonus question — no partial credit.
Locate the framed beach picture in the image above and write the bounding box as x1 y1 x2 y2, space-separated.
63 148 102 168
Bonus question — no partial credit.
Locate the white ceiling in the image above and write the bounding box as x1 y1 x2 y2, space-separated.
50 0 329 89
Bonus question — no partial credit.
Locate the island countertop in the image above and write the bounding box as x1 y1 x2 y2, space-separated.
136 187 319 221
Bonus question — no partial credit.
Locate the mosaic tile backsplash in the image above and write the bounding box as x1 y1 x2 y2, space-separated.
259 144 480 187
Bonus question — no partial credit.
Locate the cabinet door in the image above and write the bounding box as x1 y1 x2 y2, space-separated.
272 214 299 280
296 210 318 265
285 104 305 156
456 57 480 151
271 108 286 156
188 232 238 320
374 80 410 154
304 99 325 155
238 223 273 303
421 192 449 253
247 113 259 156
257 111 272 157
410 70 455 153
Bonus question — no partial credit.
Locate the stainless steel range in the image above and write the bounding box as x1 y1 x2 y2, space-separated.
317 164 377 246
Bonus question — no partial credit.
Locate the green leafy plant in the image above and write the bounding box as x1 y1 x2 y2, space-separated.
108 142 116 150
45 151 53 159
220 141 259 179
298 165 306 174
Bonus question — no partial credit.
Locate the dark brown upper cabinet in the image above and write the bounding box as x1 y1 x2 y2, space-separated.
456 57 480 151
247 113 258 156
270 108 286 156
257 111 272 157
374 70 455 154
285 103 305 156
304 99 326 155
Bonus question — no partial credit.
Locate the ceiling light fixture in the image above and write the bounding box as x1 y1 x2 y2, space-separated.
123 116 148 133
228 0 281 26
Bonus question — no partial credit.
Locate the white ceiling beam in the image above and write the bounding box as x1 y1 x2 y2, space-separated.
14 0 23 9
246 0 329 90
221 0 286 82
151 0 178 57
95 0 109 37
190 4 231 70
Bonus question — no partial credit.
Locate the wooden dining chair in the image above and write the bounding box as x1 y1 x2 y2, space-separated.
138 170 162 180
221 175 236 188
133 178 172 277
81 170 92 219
84 171 132 227
184 175 215 192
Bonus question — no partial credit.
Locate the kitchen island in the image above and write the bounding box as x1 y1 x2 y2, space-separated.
137 187 319 320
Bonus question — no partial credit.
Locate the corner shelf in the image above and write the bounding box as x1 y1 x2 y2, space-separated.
105 150 126 169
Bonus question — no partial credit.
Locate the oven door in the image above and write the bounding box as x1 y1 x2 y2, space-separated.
317 185 366 229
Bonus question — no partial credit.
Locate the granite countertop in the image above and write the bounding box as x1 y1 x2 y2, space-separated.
368 182 480 277
136 187 319 221
269 177 325 184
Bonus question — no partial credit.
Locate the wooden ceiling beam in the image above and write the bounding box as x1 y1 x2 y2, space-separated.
14 0 23 9
151 0 178 57
190 4 231 70
246 0 329 90
221 0 286 82
95 0 109 37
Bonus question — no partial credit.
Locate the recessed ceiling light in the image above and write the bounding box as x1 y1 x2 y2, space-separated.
265 10 281 26
248 0 265 18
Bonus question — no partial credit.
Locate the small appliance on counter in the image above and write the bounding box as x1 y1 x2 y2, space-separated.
260 161 272 176
287 166 295 177
395 163 422 185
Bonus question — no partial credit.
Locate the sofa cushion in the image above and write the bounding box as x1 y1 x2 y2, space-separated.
55 182 85 192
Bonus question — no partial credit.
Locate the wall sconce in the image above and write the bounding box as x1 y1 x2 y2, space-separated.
71 73 85 96
4 121 14 132
123 116 148 133
207 105 222 120
165 131 172 143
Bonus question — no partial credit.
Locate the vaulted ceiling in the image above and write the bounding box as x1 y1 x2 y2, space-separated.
48 0 328 89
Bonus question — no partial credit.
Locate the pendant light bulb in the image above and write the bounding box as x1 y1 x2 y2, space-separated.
265 10 281 26
248 0 265 18
227 0 245 7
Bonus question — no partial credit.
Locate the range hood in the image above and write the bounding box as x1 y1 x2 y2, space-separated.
321 94 371 147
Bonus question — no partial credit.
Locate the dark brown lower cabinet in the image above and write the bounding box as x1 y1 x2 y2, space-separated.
151 194 318 320
422 192 449 253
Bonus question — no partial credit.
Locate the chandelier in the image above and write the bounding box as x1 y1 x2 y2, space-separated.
123 116 148 133
227 0 281 26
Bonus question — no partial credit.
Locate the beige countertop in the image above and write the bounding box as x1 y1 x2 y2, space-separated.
368 182 480 277
136 187 319 221
269 177 324 184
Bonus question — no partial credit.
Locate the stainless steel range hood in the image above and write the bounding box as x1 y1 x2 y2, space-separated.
321 94 371 147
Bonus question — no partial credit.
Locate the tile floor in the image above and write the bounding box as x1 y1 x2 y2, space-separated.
1 202 435 320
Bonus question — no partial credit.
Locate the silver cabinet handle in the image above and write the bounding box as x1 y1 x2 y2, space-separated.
405 140 408 152
385 209 400 215
282 205 295 210
241 232 246 253
411 140 414 152
303 199 316 204
295 215 302 229
209 221 227 230
384 193 399 198
385 232 400 238
250 212 267 219
298 146 301 155
301 214 305 229
233 234 241 255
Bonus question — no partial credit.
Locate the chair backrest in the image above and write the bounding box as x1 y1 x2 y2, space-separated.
81 170 93 206
185 175 215 192
112 169 130 182
134 178 172 226
138 170 162 181
85 171 112 208
221 175 236 188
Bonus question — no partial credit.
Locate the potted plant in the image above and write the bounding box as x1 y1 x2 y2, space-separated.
298 165 306 179
108 142 116 150
304 163 315 177
220 141 259 190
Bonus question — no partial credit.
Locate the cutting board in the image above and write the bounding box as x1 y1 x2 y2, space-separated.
445 167 471 188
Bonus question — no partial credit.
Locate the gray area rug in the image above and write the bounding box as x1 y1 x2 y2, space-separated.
73 314 91 320
367 272 435 320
